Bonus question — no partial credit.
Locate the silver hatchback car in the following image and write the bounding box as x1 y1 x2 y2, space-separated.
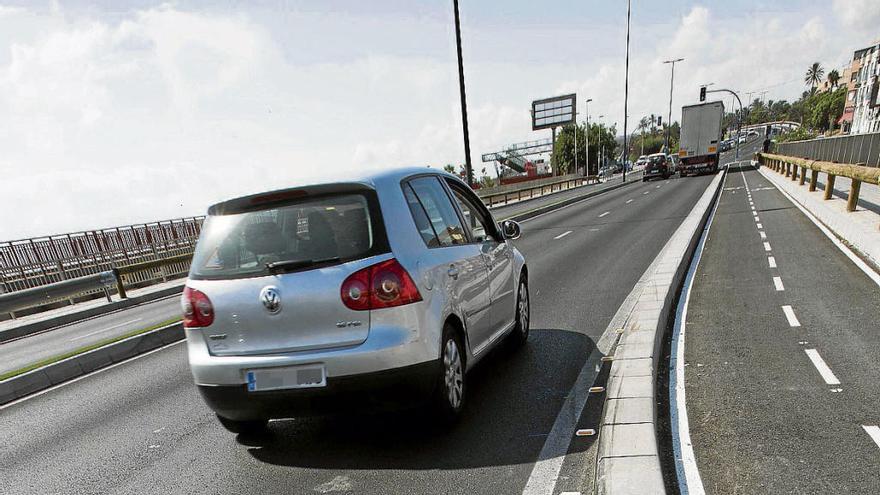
183 167 529 433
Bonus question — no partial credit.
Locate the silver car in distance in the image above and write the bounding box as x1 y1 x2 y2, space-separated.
182 167 529 433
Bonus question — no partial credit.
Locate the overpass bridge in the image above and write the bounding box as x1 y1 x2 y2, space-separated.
1 133 878 495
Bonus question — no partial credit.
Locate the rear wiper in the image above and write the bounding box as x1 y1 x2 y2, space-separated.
266 257 341 274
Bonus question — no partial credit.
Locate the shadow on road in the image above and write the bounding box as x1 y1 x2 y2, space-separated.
242 328 599 471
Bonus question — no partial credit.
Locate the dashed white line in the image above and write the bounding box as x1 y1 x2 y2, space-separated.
756 223 763 229
863 426 880 450
782 305 801 327
554 230 573 239
759 231 767 239
625 199 633 204
804 349 841 385
598 211 610 218
643 191 650 195
70 318 142 342
752 211 758 217
763 241 772 252
656 185 661 189
773 276 785 291
768 256 777 268
754 216 760 222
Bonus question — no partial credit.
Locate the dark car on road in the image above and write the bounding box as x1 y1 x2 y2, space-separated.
642 153 671 181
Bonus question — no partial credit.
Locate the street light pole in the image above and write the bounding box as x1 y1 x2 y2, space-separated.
663 58 684 152
622 0 631 182
585 98 592 177
452 0 473 187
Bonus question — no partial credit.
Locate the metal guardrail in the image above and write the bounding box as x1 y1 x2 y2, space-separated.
0 217 203 295
1 252 195 317
0 271 117 315
477 175 600 207
776 133 880 167
758 152 880 221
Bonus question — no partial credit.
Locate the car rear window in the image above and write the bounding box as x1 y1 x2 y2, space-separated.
189 192 387 279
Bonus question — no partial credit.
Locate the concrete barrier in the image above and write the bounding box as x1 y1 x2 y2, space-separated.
594 168 727 494
0 322 183 406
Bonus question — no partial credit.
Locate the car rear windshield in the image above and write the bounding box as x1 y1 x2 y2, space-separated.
649 155 665 164
189 192 387 279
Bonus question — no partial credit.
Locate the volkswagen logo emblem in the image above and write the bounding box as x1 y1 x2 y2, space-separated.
260 286 281 314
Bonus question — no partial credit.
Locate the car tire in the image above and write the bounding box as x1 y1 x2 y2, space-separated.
433 325 466 422
642 177 647 182
216 414 268 435
507 275 530 349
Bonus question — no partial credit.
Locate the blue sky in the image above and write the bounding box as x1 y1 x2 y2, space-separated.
0 1 877 239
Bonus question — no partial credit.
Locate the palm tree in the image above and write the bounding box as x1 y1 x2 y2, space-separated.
805 62 824 90
827 69 840 89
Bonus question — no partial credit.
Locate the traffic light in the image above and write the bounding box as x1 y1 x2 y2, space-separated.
699 86 706 102
657 116 662 126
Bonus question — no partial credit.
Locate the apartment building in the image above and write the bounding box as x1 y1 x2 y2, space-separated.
849 41 880 134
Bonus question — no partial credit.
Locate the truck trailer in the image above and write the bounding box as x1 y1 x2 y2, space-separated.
678 101 724 177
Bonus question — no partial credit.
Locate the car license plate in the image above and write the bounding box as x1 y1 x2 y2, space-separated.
246 364 326 392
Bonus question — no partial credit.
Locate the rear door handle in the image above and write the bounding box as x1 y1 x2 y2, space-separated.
448 265 460 280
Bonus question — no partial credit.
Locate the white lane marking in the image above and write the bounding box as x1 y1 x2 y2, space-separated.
763 241 772 251
768 256 777 268
761 167 880 288
751 206 756 211
759 231 767 239
554 230 573 239
752 211 758 217
69 318 142 342
589 228 600 232
804 349 841 385
754 216 760 222
756 223 763 229
863 426 880 450
521 348 602 495
749 201 754 205
773 276 785 291
626 199 633 204
0 339 186 411
656 185 661 189
598 211 610 218
782 305 801 327
643 191 650 195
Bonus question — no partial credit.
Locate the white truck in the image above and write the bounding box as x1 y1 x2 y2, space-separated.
678 101 724 177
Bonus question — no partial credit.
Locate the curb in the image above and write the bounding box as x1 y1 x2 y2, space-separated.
593 169 727 494
0 322 184 407
503 172 643 223
0 283 184 344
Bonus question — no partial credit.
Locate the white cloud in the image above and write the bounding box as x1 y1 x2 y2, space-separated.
0 2 876 240
833 0 880 31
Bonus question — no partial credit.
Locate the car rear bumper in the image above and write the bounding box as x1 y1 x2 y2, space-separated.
644 169 667 178
198 359 439 420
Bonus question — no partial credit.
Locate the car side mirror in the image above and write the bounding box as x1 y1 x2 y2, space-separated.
500 220 521 240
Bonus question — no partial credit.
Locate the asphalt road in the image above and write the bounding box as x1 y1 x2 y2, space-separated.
684 163 880 493
1 170 716 494
0 295 181 374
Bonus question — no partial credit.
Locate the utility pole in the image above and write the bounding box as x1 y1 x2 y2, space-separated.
452 0 473 187
663 58 683 152
622 0 631 182
585 98 592 177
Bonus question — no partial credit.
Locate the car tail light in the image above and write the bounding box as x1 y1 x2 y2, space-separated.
182 286 214 328
341 258 423 311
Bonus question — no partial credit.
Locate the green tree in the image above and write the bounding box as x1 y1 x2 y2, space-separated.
805 62 824 90
552 122 618 175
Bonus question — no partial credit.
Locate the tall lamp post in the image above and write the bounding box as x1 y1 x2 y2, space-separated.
663 58 684 152
585 98 592 177
452 0 473 187
622 0 631 182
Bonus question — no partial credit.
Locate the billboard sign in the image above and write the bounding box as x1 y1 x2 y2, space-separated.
531 94 576 130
